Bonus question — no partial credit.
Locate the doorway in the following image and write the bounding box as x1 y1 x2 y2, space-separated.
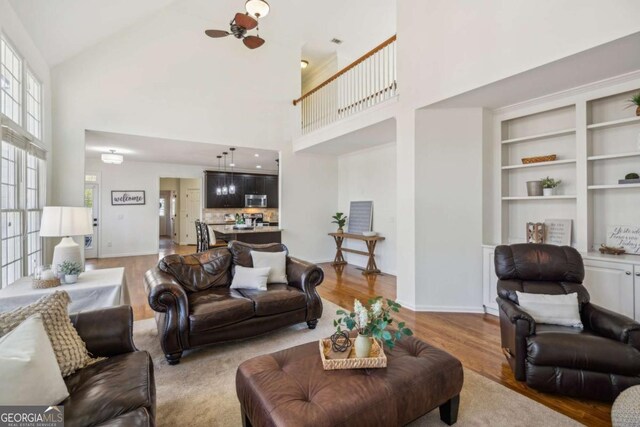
159 191 171 237
84 182 99 259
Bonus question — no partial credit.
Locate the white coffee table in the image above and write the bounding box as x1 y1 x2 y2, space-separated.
0 268 129 314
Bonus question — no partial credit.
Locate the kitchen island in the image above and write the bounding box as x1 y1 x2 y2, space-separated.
209 225 282 244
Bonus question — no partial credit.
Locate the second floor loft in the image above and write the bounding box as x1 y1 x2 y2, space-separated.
294 35 397 135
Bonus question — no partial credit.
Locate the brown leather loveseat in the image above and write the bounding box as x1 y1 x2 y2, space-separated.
144 241 324 364
495 244 640 401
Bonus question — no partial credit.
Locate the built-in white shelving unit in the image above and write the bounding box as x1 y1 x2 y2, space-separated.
501 128 576 144
586 116 640 130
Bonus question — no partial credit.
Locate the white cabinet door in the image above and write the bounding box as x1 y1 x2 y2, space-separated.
583 260 634 319
635 265 640 321
483 247 499 316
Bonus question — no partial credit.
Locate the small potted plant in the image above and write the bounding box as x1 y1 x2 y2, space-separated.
334 297 413 358
540 176 562 196
628 92 640 117
58 261 82 284
331 212 347 233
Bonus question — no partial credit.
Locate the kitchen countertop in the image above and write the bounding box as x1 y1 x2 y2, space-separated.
210 225 282 234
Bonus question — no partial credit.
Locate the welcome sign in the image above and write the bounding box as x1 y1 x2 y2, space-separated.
111 191 146 206
606 225 640 255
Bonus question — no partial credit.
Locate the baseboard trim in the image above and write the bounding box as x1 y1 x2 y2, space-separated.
395 300 485 314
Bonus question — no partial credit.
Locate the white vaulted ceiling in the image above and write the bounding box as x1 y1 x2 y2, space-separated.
10 0 396 67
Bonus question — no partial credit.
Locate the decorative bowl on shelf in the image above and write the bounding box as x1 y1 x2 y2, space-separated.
362 231 377 237
521 154 557 164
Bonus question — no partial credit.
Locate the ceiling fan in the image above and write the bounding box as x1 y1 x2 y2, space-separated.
205 0 270 49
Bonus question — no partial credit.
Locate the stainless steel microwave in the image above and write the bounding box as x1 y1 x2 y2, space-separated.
245 194 267 208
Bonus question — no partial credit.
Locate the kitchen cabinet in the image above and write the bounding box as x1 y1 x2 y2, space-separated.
205 172 278 209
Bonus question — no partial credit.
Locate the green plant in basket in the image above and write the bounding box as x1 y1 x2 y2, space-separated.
334 297 413 349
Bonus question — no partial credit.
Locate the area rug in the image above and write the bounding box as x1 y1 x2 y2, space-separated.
133 299 581 427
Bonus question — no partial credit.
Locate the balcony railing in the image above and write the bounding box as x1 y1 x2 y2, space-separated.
293 35 397 134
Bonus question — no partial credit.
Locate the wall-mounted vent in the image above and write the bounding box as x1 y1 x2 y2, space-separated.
330 38 343 45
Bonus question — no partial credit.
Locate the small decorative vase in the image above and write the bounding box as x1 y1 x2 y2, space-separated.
526 181 543 197
355 334 372 358
636 106 640 117
542 188 555 196
337 227 344 233
65 274 78 284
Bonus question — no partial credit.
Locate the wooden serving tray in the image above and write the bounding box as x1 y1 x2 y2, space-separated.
319 337 387 370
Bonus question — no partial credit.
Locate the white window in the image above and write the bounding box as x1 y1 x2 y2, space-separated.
25 70 41 140
0 38 23 126
0 126 45 287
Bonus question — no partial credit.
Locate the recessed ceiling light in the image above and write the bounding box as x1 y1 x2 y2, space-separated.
256 165 262 169
254 153 260 157
301 60 309 69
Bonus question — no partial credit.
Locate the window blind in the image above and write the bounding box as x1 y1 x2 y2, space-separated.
1 122 46 160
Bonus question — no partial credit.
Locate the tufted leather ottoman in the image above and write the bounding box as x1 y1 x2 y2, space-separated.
236 336 464 426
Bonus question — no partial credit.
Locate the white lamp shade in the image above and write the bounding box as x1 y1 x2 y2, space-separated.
245 0 269 18
40 207 93 237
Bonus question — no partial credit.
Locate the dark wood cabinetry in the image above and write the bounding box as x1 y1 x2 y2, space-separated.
205 172 278 209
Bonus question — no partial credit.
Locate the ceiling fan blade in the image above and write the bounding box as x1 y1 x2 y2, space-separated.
205 29 230 38
243 36 265 49
235 13 258 30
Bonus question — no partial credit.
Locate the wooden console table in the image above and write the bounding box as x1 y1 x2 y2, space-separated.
328 232 385 275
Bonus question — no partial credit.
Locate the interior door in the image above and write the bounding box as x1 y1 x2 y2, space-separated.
185 188 201 245
84 183 99 259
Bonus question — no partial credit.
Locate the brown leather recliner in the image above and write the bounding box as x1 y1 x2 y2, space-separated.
495 244 640 401
144 241 324 365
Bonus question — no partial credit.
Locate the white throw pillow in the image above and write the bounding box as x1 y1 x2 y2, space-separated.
250 251 288 284
0 314 70 405
231 266 271 290
516 291 583 328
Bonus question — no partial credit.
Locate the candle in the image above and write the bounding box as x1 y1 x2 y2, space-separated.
41 270 55 281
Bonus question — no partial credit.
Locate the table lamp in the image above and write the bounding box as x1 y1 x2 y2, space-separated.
40 206 93 272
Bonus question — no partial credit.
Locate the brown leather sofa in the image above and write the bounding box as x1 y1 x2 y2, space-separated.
144 241 324 365
495 244 640 401
64 305 155 427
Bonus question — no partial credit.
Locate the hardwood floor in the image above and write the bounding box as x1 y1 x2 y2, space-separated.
86 240 612 426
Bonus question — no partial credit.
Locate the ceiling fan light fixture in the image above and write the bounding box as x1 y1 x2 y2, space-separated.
301 60 309 69
101 150 124 165
245 0 270 18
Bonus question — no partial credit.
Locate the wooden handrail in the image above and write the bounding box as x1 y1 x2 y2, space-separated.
293 34 396 106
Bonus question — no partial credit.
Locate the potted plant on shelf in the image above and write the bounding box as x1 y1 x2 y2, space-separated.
58 260 82 284
541 176 562 196
331 212 347 233
628 92 640 117
334 297 413 358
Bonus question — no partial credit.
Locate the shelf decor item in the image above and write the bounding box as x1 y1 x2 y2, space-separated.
331 212 347 233
541 176 562 196
333 297 412 358
599 244 626 256
526 222 545 243
628 92 640 117
521 154 557 164
544 219 572 246
526 180 543 197
32 266 61 289
619 172 640 185
329 331 351 353
606 225 640 255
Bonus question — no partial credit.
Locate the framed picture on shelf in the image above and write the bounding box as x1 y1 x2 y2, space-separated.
606 225 640 255
544 219 572 246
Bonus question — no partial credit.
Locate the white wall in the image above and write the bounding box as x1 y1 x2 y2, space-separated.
398 0 640 110
338 143 396 274
410 108 487 312
52 1 339 263
85 158 206 257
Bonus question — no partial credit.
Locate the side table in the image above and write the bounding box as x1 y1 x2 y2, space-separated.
0 267 129 313
328 232 385 275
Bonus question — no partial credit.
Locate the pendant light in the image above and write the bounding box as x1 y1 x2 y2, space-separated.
221 152 229 195
216 156 222 196
229 148 236 195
